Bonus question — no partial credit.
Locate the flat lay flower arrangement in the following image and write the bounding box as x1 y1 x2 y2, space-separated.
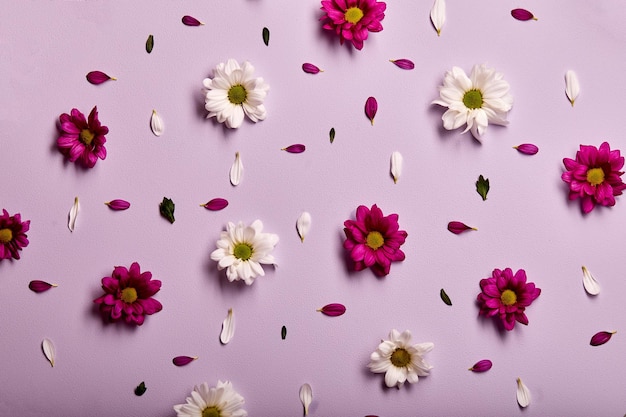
3 1 626 416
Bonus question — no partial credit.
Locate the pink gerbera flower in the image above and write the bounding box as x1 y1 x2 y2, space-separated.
320 0 386 50
93 262 162 326
561 142 626 213
477 268 541 331
343 204 407 276
0 209 30 261
57 106 108 168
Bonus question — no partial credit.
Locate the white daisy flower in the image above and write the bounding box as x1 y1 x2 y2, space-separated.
203 59 269 129
210 220 279 285
173 381 247 417
432 64 513 141
368 329 433 388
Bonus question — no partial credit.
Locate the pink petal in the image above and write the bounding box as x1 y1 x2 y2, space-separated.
302 63 322 74
469 359 493 373
86 71 116 85
202 198 229 211
28 280 57 293
590 331 616 346
447 221 477 234
172 356 197 366
365 96 378 125
390 59 415 70
182 15 203 26
105 199 131 210
514 144 539 155
511 8 537 21
316 303 346 317
281 144 306 153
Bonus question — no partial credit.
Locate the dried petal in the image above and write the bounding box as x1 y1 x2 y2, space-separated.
282 144 306 153
302 63 323 74
581 266 600 295
182 15 203 26
172 356 197 366
430 0 446 36
230 152 243 186
68 196 79 232
316 303 346 317
150 109 164 137
135 381 147 396
105 199 131 211
440 288 452 306
476 175 489 201
469 359 492 372
159 197 175 224
390 59 415 70
296 212 312 242
329 127 335 143
281 325 287 340
447 221 477 234
220 308 235 345
201 198 229 211
262 27 270 46
514 144 539 155
29 280 57 293
565 70 580 107
86 71 116 85
365 96 377 125
511 8 537 21
390 151 403 184
516 378 530 408
42 338 55 367
299 383 312 416
146 35 154 53
590 330 616 346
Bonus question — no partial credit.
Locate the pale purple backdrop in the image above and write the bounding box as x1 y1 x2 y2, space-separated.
2 1 626 416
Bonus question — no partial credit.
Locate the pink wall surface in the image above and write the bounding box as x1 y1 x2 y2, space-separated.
2 1 626 416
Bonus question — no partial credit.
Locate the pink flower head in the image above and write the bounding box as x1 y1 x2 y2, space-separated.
0 209 30 261
561 142 626 213
477 268 541 331
93 262 162 326
343 204 407 276
320 0 386 50
57 106 108 168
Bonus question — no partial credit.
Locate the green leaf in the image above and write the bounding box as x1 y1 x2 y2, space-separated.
281 325 287 340
440 288 452 306
146 34 154 53
134 381 147 396
476 175 490 201
159 197 175 223
262 27 270 46
329 127 335 144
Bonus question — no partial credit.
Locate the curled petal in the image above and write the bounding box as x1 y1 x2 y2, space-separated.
430 0 446 35
447 221 477 234
172 356 197 366
469 359 492 372
182 15 203 26
220 308 235 345
42 338 55 367
68 197 79 232
582 266 600 295
150 110 164 136
390 59 415 70
514 144 539 155
230 152 243 186
86 71 116 85
201 198 229 211
590 330 616 346
105 199 131 211
317 303 346 317
302 63 322 74
296 211 312 242
281 144 306 153
29 280 57 293
299 383 312 416
565 70 580 106
365 96 378 125
511 8 537 21
516 378 531 408
390 151 403 184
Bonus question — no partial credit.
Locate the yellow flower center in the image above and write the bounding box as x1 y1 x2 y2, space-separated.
227 85 247 105
390 348 411 367
366 231 384 250
500 289 517 306
0 228 13 243
121 287 138 304
344 7 364 24
586 167 605 186
202 407 220 417
79 129 95 146
462 89 483 109
233 243 253 261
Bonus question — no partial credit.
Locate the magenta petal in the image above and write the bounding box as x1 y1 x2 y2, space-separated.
281 144 306 153
182 15 203 26
302 63 322 74
317 303 346 317
390 59 415 70
86 71 115 85
28 280 57 293
469 359 493 373
511 8 536 21
202 198 229 211
590 331 616 346
447 221 476 234
105 199 131 211
365 96 378 125
172 356 197 366
514 144 539 155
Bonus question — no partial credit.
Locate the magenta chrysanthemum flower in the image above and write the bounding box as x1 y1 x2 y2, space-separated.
57 106 108 168
343 204 407 276
561 142 626 213
477 268 541 331
93 262 162 326
320 0 386 50
0 209 30 261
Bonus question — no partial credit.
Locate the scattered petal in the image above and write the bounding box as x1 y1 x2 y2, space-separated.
430 0 446 35
281 325 287 340
282 144 306 153
296 212 312 242
105 199 131 211
302 63 323 74
511 8 537 21
516 378 531 408
145 34 154 53
42 338 55 367
469 359 492 372
316 303 346 317
365 96 378 125
447 221 477 234
29 280 57 293
390 151 403 184
262 27 270 46
440 288 452 306
390 59 415 70
582 266 600 295
201 198 229 211
220 308 235 345
590 330 616 346
329 127 335 143
68 196 79 232
150 110 164 137
182 15 203 26
134 381 147 396
299 383 312 416
159 197 175 224
172 356 197 367
230 152 243 186
565 70 580 106
514 144 539 155
86 71 116 85
476 175 490 201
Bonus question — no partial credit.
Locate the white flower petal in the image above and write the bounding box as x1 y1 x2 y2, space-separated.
430 0 446 36
581 265 600 295
150 109 164 137
68 196 79 232
296 212 312 242
299 383 312 416
516 378 531 408
220 308 235 345
390 151 403 184
42 338 55 367
565 70 580 107
230 152 243 186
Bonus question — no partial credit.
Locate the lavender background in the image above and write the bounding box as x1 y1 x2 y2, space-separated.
2 1 626 416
